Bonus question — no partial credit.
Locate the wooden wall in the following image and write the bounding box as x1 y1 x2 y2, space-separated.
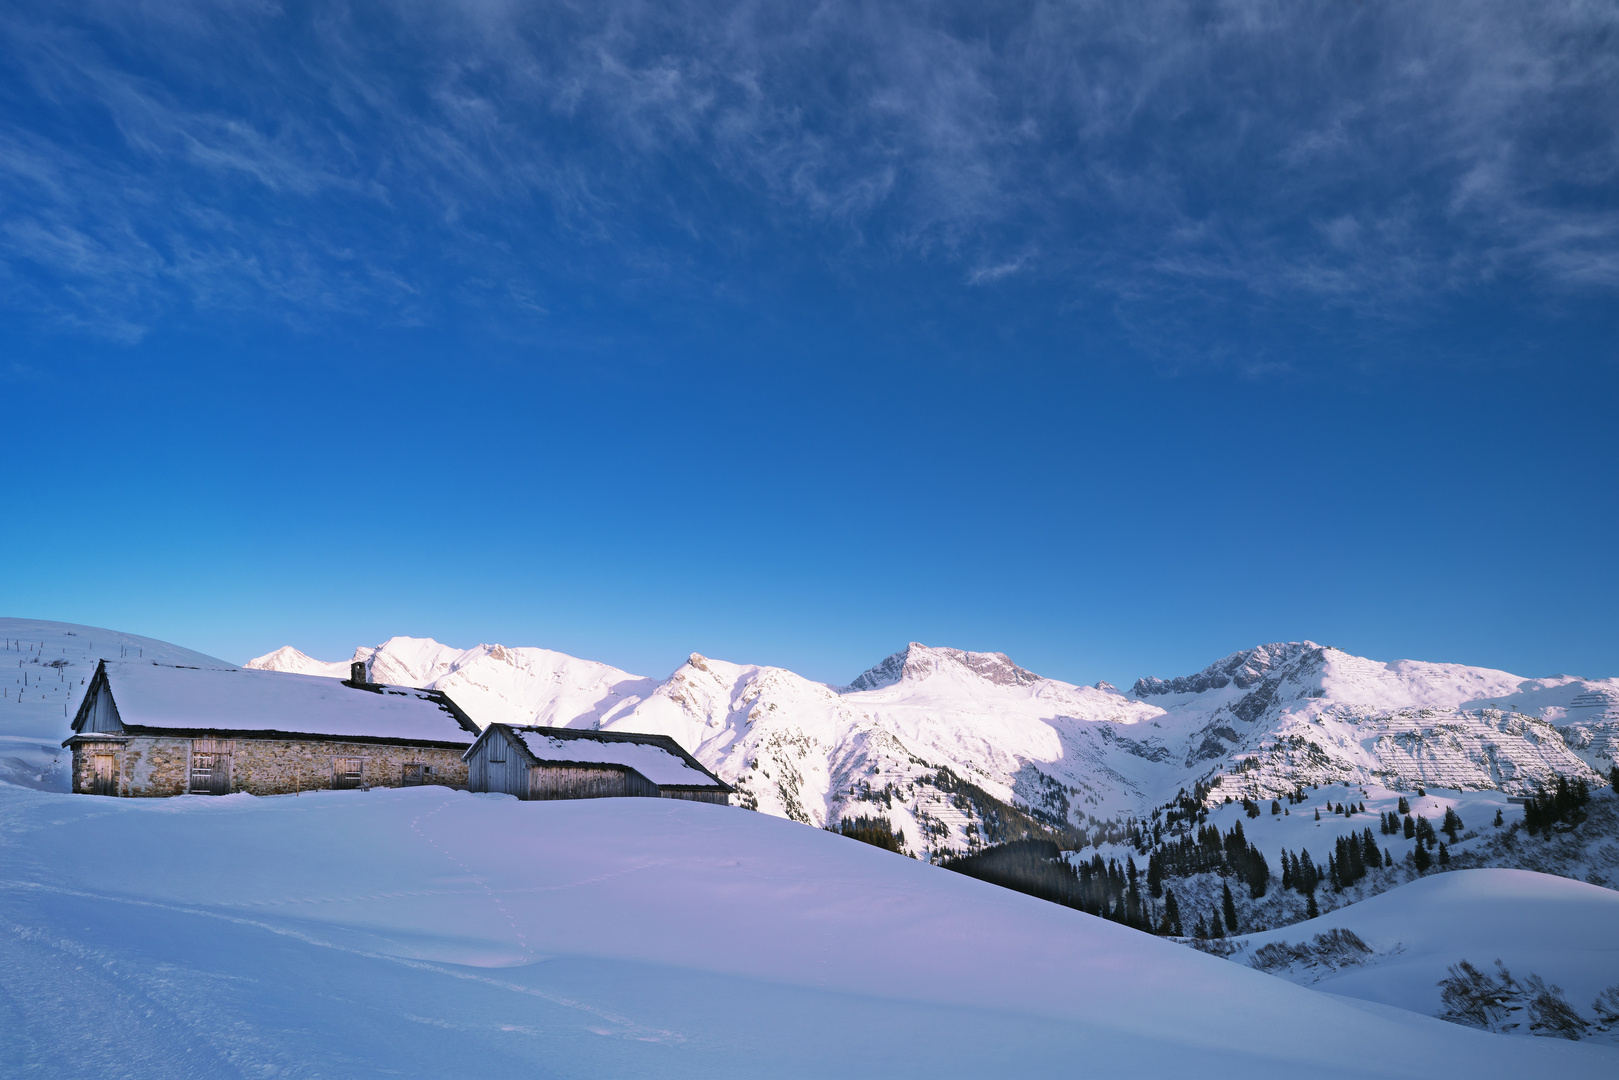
466 728 532 797
464 726 730 803
529 765 659 801
660 789 730 805
82 679 123 733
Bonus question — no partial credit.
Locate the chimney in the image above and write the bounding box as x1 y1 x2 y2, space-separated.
351 660 367 684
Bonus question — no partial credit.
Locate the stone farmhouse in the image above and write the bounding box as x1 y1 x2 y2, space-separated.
466 723 732 804
66 660 480 797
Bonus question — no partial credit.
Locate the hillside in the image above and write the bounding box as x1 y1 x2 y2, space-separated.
1 781 1613 1077
1219 869 1619 1041
251 636 1619 859
0 617 228 791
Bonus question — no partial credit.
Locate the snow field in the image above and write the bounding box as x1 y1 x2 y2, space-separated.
1 782 1614 1078
1223 868 1619 1033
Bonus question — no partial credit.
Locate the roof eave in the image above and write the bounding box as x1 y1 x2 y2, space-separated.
104 726 472 749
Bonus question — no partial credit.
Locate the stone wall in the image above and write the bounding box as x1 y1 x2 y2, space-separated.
228 739 468 795
70 736 190 797
70 736 469 797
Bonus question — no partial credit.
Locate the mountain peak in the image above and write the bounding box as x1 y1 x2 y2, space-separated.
844 643 1043 693
1132 641 1326 698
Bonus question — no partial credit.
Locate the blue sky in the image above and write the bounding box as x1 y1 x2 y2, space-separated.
2 0 1615 685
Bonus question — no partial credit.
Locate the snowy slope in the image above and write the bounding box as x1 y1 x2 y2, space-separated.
1069 780 1619 941
250 636 1619 858
0 782 1613 1078
0 618 229 791
1220 869 1619 1041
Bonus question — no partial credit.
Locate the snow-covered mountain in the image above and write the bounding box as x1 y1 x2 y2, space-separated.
1133 642 1618 800
249 636 1619 857
251 638 657 730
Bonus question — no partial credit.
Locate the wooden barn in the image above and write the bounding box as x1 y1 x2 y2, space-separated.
65 660 480 797
465 723 732 804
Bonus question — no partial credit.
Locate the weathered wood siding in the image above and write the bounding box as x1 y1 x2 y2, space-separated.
189 738 235 794
83 680 123 733
659 788 730 805
528 765 659 801
466 728 532 797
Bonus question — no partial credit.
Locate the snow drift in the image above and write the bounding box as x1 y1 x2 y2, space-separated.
0 783 1613 1078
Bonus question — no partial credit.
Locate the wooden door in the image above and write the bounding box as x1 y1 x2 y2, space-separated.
190 739 235 794
401 763 425 787
332 757 364 790
91 754 117 797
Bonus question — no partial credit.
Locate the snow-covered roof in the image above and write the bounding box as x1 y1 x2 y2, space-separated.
506 726 727 789
82 661 478 743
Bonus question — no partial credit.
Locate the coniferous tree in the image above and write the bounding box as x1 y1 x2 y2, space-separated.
1403 814 1416 839
1384 848 1394 867
1147 850 1163 898
1296 849 1319 895
1415 815 1436 847
1438 842 1450 866
1245 844 1270 899
1442 807 1463 843
1193 913 1209 939
1361 828 1379 870
1413 842 1432 873
1346 835 1366 882
1306 891 1319 919
1271 799 1282 815
1610 765 1618 794
1314 808 1321 822
1162 888 1182 936
1280 850 1293 890
1209 909 1224 939
1493 808 1504 828
1222 878 1239 934
1397 796 1410 815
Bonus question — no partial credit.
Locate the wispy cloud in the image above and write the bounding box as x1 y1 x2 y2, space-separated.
0 0 1614 345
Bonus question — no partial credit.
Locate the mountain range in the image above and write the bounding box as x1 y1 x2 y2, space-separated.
249 636 1619 856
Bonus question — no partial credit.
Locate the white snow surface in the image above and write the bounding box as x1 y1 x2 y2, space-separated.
0 782 1613 1078
94 661 475 742
513 730 719 787
1222 869 1619 1028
